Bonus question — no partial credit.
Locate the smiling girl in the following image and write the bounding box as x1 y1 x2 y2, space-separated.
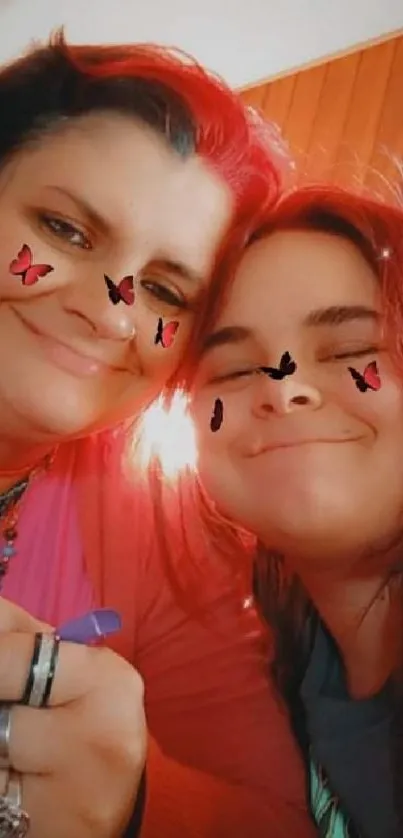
0 29 310 838
191 185 403 837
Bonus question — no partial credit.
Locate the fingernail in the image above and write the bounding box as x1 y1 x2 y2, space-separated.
56 609 122 644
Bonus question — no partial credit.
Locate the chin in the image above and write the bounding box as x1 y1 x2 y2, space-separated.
254 505 375 572
1 384 107 443
0 363 153 443
221 484 358 553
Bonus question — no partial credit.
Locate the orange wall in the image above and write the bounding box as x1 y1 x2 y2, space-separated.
240 34 403 199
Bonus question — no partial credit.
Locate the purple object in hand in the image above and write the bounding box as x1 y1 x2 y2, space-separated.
56 608 122 644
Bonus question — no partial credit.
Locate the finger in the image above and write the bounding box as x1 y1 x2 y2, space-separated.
0 632 100 705
8 698 147 776
14 747 144 838
8 704 82 772
0 597 52 633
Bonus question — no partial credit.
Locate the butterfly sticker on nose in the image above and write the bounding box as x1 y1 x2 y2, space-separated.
154 317 179 349
210 398 224 433
104 274 135 306
348 361 381 393
9 244 54 286
260 351 297 380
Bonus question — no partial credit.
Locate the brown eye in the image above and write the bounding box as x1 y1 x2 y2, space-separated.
139 279 188 310
39 214 92 250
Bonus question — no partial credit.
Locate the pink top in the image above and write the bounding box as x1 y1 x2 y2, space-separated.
0 436 316 838
1 443 93 625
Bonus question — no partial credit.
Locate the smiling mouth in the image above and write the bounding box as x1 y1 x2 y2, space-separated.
247 438 362 457
11 306 129 375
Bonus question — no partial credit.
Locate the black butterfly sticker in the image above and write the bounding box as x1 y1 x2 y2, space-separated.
210 398 224 432
260 351 297 380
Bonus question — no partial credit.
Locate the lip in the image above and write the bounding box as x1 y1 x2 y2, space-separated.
12 307 127 377
246 438 362 457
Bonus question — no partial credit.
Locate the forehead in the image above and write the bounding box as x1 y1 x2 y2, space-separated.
2 112 233 276
220 228 379 326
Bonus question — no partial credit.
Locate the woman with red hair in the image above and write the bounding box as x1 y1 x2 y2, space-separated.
0 28 315 838
191 184 403 837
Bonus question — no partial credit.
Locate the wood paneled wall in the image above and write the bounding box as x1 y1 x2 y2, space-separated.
240 34 403 199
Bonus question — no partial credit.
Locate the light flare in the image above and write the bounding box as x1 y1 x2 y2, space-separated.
135 388 198 481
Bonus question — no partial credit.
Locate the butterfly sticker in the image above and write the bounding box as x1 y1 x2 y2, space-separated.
154 317 179 349
9 244 54 286
104 274 135 306
260 351 297 380
210 398 224 432
348 361 381 393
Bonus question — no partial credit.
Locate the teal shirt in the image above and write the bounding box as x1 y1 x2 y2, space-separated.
310 758 357 837
299 621 397 838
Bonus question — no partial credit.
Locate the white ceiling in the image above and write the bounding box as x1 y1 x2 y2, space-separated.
0 0 402 88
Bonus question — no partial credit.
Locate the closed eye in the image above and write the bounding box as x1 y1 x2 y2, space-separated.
211 368 261 383
324 346 379 361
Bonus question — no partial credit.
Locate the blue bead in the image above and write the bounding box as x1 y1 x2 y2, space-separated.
2 545 16 558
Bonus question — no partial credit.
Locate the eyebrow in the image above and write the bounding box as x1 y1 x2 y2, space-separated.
44 186 204 285
202 325 253 353
202 305 380 354
150 259 204 285
43 186 110 232
303 305 379 327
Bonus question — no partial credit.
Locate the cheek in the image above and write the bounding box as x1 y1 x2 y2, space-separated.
333 358 403 436
193 392 253 523
192 388 253 478
133 303 192 382
0 233 65 302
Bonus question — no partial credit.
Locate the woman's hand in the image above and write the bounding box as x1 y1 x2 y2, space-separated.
0 597 147 837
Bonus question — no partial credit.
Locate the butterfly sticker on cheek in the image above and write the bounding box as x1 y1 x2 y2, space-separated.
348 360 381 393
210 398 224 432
259 351 297 380
104 274 135 306
154 317 179 349
9 244 54 286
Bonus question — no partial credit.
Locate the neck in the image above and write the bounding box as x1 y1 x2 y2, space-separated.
294 552 403 699
0 440 55 492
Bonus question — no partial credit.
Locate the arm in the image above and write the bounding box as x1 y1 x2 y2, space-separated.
141 736 316 838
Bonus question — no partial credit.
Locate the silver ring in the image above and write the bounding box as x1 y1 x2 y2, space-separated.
0 771 29 837
0 708 11 770
21 633 60 708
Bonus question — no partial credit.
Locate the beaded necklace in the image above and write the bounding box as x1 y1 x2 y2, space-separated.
0 452 56 586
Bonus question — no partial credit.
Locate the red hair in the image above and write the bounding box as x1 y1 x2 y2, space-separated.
53 30 284 620
143 184 403 613
55 31 280 226
250 185 403 373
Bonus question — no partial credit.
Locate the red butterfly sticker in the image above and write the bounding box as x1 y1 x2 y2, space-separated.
154 317 179 349
104 274 135 306
9 244 54 286
348 361 381 393
210 398 224 433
